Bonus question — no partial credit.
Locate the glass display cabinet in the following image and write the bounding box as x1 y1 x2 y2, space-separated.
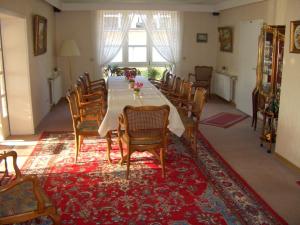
252 24 285 153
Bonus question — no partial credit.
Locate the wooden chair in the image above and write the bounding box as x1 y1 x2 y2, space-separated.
149 69 169 88
83 72 106 88
169 81 193 107
78 75 107 98
73 83 105 123
165 76 183 99
0 151 60 224
66 90 101 162
117 105 170 179
178 87 206 156
188 66 213 96
160 74 176 95
159 72 174 90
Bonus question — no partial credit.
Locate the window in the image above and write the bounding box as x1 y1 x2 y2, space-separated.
110 14 167 67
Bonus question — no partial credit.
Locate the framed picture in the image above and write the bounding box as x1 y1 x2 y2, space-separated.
290 20 300 53
196 33 208 43
33 15 47 56
218 26 233 52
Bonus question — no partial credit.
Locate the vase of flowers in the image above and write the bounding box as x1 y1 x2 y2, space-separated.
134 82 143 95
129 79 135 88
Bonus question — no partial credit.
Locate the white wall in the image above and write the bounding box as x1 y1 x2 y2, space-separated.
55 10 219 87
181 12 218 78
55 11 95 91
275 0 300 168
216 1 273 76
0 0 56 131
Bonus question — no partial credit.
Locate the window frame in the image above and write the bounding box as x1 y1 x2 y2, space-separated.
110 14 167 68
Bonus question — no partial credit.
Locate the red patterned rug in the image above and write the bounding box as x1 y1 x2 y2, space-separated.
20 131 286 225
200 112 248 128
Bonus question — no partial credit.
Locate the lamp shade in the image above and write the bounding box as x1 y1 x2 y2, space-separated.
60 40 80 56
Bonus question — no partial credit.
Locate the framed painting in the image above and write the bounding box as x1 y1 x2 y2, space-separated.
290 20 300 53
33 15 47 56
218 26 233 52
196 33 208 43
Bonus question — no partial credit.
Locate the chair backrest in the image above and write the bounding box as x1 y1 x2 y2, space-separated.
191 87 207 121
194 66 213 81
84 72 106 87
167 74 176 89
180 81 193 100
74 80 86 102
123 105 170 138
66 90 80 130
172 76 182 93
78 76 89 95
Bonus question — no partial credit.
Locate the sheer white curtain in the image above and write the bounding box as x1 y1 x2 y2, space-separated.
140 11 182 74
95 10 133 75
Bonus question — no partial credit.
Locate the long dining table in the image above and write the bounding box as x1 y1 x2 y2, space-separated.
98 76 185 162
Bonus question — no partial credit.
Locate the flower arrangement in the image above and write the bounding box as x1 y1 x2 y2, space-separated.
124 70 136 80
134 82 143 95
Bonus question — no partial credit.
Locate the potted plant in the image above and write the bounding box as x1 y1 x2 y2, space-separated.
147 67 159 80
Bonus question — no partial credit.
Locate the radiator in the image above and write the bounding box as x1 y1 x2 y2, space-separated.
212 72 237 102
48 74 63 106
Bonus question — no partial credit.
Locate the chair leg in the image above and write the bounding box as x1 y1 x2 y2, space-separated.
126 149 131 180
75 133 79 162
118 138 124 164
77 135 83 162
160 148 166 178
48 212 61 225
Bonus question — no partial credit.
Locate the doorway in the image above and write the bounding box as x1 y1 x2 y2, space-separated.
236 20 263 116
0 22 10 139
0 10 35 136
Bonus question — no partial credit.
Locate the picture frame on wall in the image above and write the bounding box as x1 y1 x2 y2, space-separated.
33 15 47 56
290 20 300 53
218 26 233 52
196 33 208 43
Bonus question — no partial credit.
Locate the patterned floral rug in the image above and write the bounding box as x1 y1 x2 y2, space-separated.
20 131 286 225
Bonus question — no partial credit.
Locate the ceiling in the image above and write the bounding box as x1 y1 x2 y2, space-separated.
46 0 264 12
60 0 225 4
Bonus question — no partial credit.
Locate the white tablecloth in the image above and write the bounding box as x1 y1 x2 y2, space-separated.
98 76 185 137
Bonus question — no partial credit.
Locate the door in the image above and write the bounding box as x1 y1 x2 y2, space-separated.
236 20 263 116
0 23 10 139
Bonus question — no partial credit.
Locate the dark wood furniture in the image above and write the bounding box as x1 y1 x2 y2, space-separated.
252 24 285 153
178 87 206 156
66 90 103 162
188 66 213 96
117 105 170 179
0 151 60 224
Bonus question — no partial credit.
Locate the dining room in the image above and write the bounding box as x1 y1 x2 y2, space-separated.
1 0 300 225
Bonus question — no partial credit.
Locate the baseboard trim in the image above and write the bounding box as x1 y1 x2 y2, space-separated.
275 152 300 173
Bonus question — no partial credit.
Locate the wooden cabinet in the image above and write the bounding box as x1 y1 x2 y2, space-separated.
252 24 285 153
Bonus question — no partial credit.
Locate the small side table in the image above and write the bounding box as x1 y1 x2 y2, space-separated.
260 110 278 153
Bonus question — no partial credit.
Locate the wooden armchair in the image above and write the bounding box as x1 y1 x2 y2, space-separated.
0 151 60 224
178 87 206 156
188 66 213 96
168 81 193 107
165 76 183 99
66 90 102 162
73 84 105 124
160 74 176 95
83 72 106 88
117 105 170 179
78 75 107 98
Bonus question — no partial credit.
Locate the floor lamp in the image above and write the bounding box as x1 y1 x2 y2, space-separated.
60 40 80 88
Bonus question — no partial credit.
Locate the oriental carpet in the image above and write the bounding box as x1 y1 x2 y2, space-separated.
20 132 286 225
